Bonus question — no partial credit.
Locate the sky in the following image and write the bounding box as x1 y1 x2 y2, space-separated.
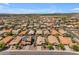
0 3 79 14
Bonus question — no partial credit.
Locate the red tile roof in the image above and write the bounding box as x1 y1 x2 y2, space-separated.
59 36 72 45
2 36 13 44
20 41 27 45
51 29 59 35
48 35 59 45
3 29 12 33
19 31 27 35
9 36 21 45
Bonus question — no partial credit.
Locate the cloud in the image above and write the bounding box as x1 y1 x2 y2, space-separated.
0 3 9 9
71 8 79 12
72 8 79 11
71 8 79 13
1 3 10 6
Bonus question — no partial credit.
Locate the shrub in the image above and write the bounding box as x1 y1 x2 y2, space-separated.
42 43 46 48
6 32 13 36
45 39 49 45
58 44 65 50
47 44 54 50
72 45 79 51
14 44 20 49
63 33 74 39
12 44 20 49
63 33 71 37
71 39 76 43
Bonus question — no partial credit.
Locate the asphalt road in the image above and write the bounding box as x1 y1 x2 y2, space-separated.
0 51 79 55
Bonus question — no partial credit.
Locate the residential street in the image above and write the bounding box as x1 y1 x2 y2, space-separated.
0 51 79 55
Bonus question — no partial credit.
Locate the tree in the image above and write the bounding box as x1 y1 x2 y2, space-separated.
0 41 6 49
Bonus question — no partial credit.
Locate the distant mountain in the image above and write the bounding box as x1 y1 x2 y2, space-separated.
0 13 79 17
